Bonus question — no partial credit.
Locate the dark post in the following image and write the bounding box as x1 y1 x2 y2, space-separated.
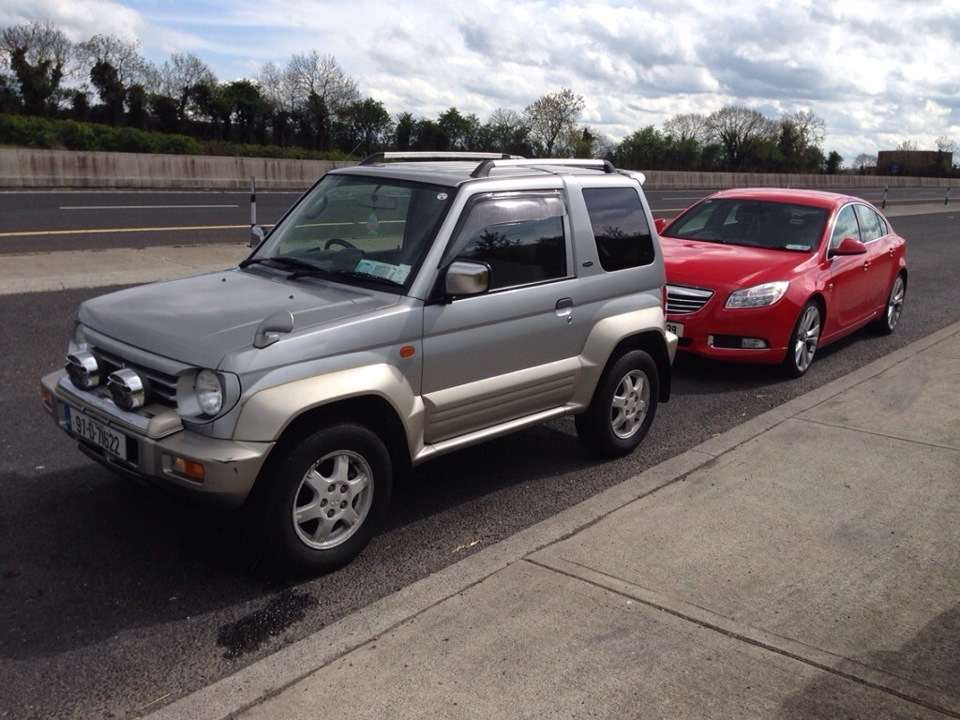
250 176 257 233
250 176 259 247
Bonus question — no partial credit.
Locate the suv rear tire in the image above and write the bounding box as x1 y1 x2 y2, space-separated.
256 422 392 576
575 349 659 458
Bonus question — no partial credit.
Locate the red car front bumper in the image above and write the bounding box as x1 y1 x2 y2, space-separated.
668 299 801 365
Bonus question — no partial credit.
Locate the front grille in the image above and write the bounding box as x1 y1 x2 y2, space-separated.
94 348 179 409
666 284 714 315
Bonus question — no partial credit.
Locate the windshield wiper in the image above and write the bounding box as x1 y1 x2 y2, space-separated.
240 257 403 286
240 255 321 272
329 269 405 287
241 256 337 280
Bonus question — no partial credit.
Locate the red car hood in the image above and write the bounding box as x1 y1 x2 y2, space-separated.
659 237 810 289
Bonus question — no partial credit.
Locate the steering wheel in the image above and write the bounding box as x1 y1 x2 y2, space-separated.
324 238 358 250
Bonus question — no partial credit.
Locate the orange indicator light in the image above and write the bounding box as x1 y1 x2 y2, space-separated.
173 457 205 482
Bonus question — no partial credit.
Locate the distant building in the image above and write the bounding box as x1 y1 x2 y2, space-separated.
877 150 953 177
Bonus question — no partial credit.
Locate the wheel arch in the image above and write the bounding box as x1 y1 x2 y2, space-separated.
602 330 672 402
796 291 827 347
255 395 413 495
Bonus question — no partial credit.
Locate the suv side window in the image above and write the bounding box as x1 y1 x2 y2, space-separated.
582 187 656 271
449 192 568 290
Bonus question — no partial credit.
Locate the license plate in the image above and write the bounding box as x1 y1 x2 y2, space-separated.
65 405 127 461
666 321 684 338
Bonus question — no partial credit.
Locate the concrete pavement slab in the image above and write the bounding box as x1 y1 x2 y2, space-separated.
234 559 950 720
796 330 960 450
534 350 960 714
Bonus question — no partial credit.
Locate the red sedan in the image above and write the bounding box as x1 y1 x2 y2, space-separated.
657 188 907 376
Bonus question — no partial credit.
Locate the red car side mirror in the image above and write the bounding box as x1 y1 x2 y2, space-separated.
655 218 668 234
832 236 867 256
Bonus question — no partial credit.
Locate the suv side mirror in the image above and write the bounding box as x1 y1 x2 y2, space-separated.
445 260 490 297
831 236 867 256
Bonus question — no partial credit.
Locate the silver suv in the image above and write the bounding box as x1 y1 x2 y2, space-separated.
41 153 677 575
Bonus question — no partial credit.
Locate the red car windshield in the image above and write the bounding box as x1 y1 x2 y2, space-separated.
665 199 828 252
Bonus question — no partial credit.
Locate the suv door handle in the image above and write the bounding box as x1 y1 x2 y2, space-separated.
556 298 574 310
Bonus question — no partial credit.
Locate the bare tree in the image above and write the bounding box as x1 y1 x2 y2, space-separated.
482 108 531 154
706 106 778 170
782 109 825 149
0 21 73 112
896 139 919 151
852 153 877 171
776 109 826 172
935 135 956 154
286 51 358 114
76 34 151 88
257 61 298 114
523 88 585 157
662 113 711 144
0 20 72 73
159 52 217 119
489 107 523 129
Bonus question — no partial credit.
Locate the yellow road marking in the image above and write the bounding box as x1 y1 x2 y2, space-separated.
0 224 256 239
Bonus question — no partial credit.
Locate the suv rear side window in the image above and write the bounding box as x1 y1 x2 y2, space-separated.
582 187 656 271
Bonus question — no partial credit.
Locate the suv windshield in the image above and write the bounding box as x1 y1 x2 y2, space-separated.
249 174 454 289
665 198 828 252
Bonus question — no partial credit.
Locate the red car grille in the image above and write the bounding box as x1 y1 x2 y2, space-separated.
666 284 714 315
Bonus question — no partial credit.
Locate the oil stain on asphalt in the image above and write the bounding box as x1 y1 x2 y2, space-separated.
217 589 319 659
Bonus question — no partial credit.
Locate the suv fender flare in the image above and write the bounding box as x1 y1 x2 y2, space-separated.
574 308 673 404
233 364 424 453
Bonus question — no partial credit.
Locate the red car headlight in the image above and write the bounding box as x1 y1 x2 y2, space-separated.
726 281 789 309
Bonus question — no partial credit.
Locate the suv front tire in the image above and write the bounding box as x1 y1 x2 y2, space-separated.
256 422 393 575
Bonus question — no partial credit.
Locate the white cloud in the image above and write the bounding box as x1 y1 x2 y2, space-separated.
1 0 958 161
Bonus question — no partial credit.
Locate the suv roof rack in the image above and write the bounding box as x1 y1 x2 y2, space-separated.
359 151 520 166
470 157 616 178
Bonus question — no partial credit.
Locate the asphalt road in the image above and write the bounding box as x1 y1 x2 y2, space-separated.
0 204 957 719
0 185 950 254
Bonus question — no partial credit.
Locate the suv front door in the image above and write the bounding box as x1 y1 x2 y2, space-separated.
420 191 590 444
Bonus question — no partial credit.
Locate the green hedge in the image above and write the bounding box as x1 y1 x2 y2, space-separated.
0 113 343 160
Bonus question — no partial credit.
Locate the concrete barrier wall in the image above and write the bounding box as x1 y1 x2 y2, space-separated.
0 147 953 190
0 148 348 190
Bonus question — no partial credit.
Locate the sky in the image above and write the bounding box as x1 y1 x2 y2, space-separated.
2 0 959 164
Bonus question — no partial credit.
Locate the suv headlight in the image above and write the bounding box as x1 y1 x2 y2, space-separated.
195 369 224 416
177 370 240 422
726 281 789 309
70 322 89 353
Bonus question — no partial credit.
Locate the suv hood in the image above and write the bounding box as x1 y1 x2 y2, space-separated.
77 269 400 368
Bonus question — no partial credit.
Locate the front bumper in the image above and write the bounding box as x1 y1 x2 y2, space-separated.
668 304 795 365
41 370 273 509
